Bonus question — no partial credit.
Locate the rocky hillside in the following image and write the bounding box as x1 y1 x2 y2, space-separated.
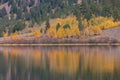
103 26 120 41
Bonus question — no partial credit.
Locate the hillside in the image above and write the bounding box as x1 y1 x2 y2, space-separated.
0 16 120 44
0 0 119 44
103 26 120 41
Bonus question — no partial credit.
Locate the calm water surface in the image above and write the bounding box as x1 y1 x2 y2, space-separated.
0 46 120 80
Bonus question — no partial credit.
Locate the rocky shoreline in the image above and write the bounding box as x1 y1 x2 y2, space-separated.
0 35 119 44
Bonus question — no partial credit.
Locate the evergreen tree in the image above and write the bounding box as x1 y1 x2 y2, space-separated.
0 7 7 18
56 23 61 31
45 19 50 33
63 24 70 29
73 5 84 31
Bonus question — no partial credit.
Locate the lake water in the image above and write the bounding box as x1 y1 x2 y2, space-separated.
0 46 120 80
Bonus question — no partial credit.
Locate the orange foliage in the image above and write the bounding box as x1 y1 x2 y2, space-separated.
3 32 8 38
10 33 19 40
33 29 42 38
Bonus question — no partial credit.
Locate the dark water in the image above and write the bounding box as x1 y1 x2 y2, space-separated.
0 46 120 80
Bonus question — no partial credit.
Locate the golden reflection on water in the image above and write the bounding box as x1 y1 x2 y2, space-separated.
0 46 120 80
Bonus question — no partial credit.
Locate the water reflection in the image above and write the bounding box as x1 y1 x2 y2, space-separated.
0 46 120 80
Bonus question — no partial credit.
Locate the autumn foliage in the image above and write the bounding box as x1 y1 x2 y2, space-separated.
10 33 19 40
47 16 120 38
2 16 120 39
84 26 102 36
82 16 120 36
33 29 42 38
82 16 120 29
9 28 42 41
48 16 81 38
3 32 8 38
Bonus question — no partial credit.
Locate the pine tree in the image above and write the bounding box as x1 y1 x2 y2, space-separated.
56 23 61 31
45 19 50 33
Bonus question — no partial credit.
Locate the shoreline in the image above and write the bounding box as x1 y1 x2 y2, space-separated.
0 35 119 46
0 43 120 46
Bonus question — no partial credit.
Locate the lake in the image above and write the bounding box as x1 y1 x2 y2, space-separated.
0 46 120 80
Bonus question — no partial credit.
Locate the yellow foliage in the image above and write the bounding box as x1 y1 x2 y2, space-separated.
4 16 120 39
48 16 120 38
84 26 102 36
33 29 42 38
99 20 120 29
82 19 88 28
47 28 57 38
57 28 66 38
83 16 120 30
50 16 78 28
48 16 81 38
70 26 81 37
82 16 120 36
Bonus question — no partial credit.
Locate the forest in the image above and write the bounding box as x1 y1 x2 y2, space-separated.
0 0 120 43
